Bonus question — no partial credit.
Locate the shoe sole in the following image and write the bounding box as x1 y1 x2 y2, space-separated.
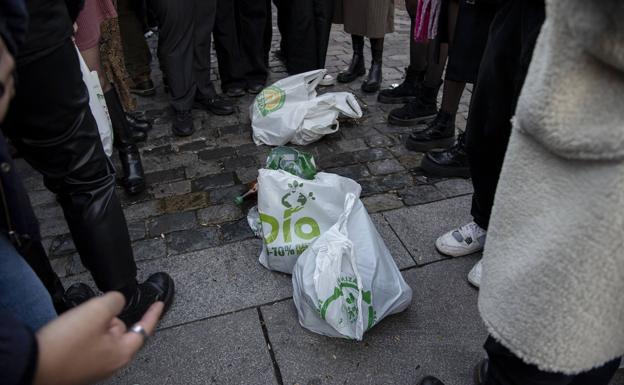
172 128 195 137
130 88 156 97
377 94 418 104
420 156 471 178
405 136 455 152
226 91 246 98
388 113 436 127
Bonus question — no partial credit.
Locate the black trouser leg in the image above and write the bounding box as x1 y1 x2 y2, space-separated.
236 0 270 86
153 0 217 110
465 0 545 229
313 0 334 69
273 0 290 56
483 337 621 385
118 0 152 81
286 0 334 74
4 40 137 292
214 0 246 92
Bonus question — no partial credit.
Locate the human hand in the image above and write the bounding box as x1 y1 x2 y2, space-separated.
34 292 164 385
0 35 16 123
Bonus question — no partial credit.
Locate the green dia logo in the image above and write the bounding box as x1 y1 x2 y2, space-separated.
260 180 320 249
256 86 286 117
318 276 376 330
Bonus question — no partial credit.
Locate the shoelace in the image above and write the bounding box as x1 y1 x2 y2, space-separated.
457 222 485 244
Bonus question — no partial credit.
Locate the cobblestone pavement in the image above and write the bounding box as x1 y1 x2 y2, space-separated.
17 4 624 385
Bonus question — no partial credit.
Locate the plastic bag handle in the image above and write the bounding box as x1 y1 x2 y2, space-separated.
304 69 327 94
336 193 357 235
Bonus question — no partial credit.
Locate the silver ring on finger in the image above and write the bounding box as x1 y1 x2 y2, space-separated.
129 324 149 342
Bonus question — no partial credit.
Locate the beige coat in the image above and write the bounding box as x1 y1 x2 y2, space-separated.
334 0 395 38
479 0 624 375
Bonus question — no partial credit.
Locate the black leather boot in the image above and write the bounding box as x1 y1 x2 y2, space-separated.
405 110 456 151
118 272 175 327
104 88 146 195
388 81 441 126
378 66 424 104
104 87 147 143
362 38 383 93
338 35 366 83
420 132 470 178
125 112 152 133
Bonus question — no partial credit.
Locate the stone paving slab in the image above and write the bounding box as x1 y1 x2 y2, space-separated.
371 213 416 270
66 239 293 329
384 195 474 265
261 255 486 385
100 309 278 385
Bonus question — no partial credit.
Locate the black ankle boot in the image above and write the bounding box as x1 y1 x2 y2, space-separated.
378 66 424 104
420 132 470 178
388 81 441 126
338 35 366 83
405 110 456 152
118 272 175 327
104 88 147 195
362 38 384 93
118 147 146 195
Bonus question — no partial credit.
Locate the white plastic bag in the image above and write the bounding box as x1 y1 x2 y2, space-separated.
292 193 413 341
75 46 114 157
251 69 362 146
257 169 361 274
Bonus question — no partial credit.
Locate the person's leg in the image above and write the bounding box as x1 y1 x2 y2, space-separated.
337 34 366 83
285 0 318 74
4 41 138 295
117 0 154 96
483 337 620 385
314 0 335 70
466 0 544 230
378 9 427 104
192 0 235 114
79 46 147 195
362 37 384 93
273 0 290 59
0 235 56 331
237 0 270 92
213 0 246 95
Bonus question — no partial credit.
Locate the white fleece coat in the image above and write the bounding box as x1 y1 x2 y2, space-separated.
478 0 624 375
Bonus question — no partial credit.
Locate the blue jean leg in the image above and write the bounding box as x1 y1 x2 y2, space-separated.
0 235 57 331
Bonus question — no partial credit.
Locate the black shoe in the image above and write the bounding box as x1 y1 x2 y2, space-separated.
54 283 96 314
172 109 195 137
378 67 424 104
130 79 156 97
118 272 175 327
474 359 488 385
388 82 440 126
338 35 366 83
361 60 382 93
118 147 146 195
421 133 470 178
130 128 147 143
226 87 246 97
63 283 96 309
194 94 235 116
417 376 445 385
247 83 265 95
406 111 456 152
125 112 153 132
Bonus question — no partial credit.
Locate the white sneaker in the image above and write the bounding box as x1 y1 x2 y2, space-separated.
467 260 482 288
435 221 487 257
319 74 336 87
